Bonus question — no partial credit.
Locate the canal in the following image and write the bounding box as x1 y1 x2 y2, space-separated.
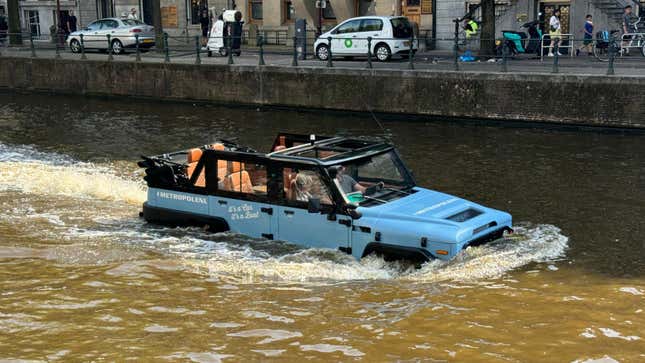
0 92 643 362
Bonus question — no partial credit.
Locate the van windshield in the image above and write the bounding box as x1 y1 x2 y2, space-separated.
391 18 413 38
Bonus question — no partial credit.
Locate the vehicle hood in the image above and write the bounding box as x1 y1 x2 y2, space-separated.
358 187 512 241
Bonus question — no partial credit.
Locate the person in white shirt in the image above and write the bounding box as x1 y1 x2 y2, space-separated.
548 9 563 57
128 8 138 20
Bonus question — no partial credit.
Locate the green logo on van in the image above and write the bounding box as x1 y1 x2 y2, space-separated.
344 39 352 48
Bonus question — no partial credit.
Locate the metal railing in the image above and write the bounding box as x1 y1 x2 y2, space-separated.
1 31 643 77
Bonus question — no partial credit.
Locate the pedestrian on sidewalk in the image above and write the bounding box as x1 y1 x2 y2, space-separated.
576 14 593 56
128 8 139 20
622 5 637 55
67 10 78 33
200 9 210 47
548 9 563 57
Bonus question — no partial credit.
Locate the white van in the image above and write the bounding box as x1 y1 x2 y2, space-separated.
314 16 417 62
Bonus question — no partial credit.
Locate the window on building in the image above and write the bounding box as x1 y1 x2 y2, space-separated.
284 1 295 22
191 0 208 25
26 10 40 36
406 0 421 6
323 4 335 19
421 0 433 14
250 0 263 21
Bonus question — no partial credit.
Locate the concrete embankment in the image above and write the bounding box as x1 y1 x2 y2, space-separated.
0 57 643 128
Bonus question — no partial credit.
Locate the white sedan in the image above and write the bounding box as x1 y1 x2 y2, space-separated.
67 18 155 54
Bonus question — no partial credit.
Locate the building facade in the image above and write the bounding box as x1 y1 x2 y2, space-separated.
1 0 640 46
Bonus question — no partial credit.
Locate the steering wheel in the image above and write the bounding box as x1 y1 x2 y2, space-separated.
364 181 384 196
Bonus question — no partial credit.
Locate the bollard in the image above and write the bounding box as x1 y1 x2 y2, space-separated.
30 34 36 58
163 33 170 63
227 35 234 65
107 34 114 61
291 36 298 66
366 37 373 69
607 40 616 76
453 19 460 71
80 33 87 60
258 35 265 66
501 38 508 73
195 35 201 65
135 34 141 62
326 36 333 67
551 42 559 74
408 35 415 70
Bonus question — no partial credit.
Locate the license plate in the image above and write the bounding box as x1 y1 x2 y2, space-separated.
142 39 153 43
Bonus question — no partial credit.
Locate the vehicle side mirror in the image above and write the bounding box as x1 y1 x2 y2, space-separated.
307 198 321 213
345 204 362 220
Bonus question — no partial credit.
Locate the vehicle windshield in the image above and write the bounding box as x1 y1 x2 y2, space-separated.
122 19 145 26
332 151 415 206
391 17 413 38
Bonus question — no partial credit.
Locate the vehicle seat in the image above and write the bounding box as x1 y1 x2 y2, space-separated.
186 148 206 187
223 170 253 193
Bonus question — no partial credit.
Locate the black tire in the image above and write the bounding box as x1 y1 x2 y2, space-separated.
111 39 124 55
316 44 330 61
641 39 645 57
69 39 81 53
374 43 391 62
593 43 609 62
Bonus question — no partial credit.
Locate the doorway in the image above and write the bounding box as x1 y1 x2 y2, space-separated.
402 0 421 25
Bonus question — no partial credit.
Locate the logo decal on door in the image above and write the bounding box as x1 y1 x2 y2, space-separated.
228 204 260 220
344 39 353 48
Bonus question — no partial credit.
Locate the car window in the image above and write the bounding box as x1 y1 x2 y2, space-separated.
391 17 413 38
335 20 361 34
87 22 101 31
101 20 119 29
359 19 383 32
122 19 144 26
218 160 268 196
285 168 332 206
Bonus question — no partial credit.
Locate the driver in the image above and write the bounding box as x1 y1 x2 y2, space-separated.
335 166 366 194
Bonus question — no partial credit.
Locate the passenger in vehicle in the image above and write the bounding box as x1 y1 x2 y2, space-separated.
293 173 314 202
335 166 366 194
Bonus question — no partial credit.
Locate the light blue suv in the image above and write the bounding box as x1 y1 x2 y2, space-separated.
139 134 512 262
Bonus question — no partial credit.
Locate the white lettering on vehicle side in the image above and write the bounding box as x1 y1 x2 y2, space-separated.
156 191 208 205
414 198 458 215
228 204 259 220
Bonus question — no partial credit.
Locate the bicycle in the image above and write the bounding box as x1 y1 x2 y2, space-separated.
594 17 645 61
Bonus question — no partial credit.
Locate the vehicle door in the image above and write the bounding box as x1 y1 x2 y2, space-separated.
358 18 384 55
332 19 362 55
277 168 351 251
207 157 274 239
98 19 120 48
83 20 103 48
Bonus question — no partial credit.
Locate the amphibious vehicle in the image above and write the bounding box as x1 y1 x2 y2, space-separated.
139 134 513 262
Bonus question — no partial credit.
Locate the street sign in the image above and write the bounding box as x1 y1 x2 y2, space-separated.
315 0 327 9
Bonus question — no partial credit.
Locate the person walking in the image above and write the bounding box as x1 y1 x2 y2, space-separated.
0 15 8 47
128 8 139 20
622 5 637 55
200 9 210 47
548 9 563 57
576 14 593 56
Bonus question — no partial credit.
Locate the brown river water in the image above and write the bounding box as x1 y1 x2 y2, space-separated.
0 92 644 362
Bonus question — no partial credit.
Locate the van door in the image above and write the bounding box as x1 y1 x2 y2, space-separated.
332 19 362 55
358 18 385 55
276 169 350 251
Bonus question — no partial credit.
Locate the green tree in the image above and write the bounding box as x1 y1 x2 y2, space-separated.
7 0 22 45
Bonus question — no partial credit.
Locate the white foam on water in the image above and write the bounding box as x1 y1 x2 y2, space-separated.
300 344 365 357
0 143 146 205
598 328 640 341
572 356 620 363
619 287 644 296
226 329 303 344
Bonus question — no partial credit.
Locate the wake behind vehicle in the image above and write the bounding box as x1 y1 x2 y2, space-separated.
139 134 512 262
314 16 418 62
67 18 155 54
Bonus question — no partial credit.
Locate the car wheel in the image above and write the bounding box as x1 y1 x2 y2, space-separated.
375 43 391 62
641 40 645 57
316 44 329 61
69 39 81 53
111 39 124 55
